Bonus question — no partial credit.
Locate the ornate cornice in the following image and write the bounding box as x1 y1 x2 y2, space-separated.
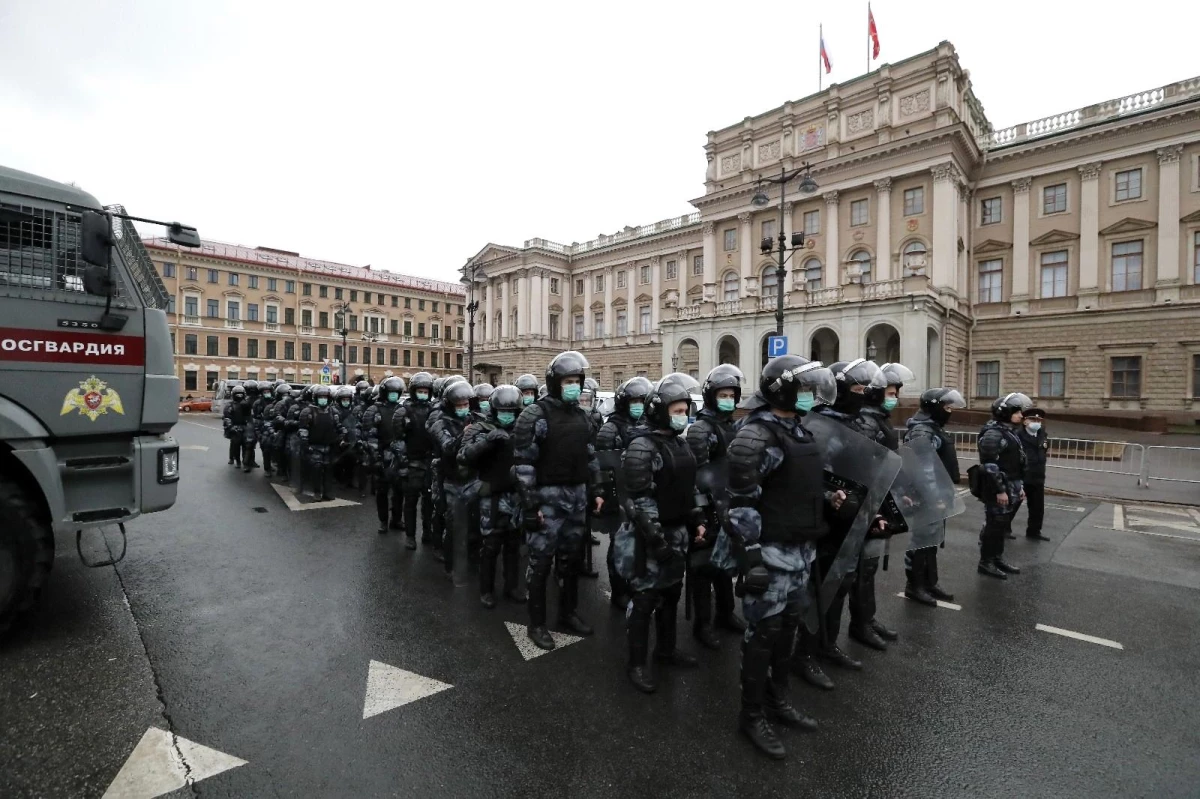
931 163 961 183
1157 144 1184 164
1078 162 1103 181
737 212 753 224
873 177 893 193
701 221 716 235
823 191 840 205
1011 177 1032 193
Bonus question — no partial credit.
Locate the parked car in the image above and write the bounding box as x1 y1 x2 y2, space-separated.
180 397 213 413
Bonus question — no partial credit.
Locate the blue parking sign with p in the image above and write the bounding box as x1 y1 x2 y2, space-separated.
767 336 787 358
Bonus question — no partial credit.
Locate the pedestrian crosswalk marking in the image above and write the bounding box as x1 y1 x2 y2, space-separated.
103 727 247 798
896 592 961 611
269 482 361 512
362 660 453 719
1035 623 1123 650
504 621 583 660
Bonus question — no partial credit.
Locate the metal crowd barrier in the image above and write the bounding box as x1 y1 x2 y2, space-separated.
1143 446 1200 486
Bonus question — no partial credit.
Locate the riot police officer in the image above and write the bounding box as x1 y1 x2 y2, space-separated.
847 362 913 650
282 386 309 488
332 385 359 487
267 382 294 481
394 372 436 550
1018 408 1050 541
362 376 408 535
299 385 340 500
431 380 474 577
724 356 836 758
427 376 466 557
977 392 1031 579
596 376 652 609
685 364 746 651
613 373 703 694
473 383 494 415
903 387 965 603
252 380 276 475
512 351 601 650
515 373 539 408
241 381 261 471
579 377 604 436
459 384 526 607
223 385 251 469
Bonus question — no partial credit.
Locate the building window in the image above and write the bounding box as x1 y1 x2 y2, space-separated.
761 219 776 244
1110 356 1141 398
391 295 398 307
416 322 425 338
1043 183 1067 215
724 229 737 251
639 266 650 285
185 266 198 281
594 274 604 293
248 275 259 289
1040 250 1069 298
248 339 259 358
206 335 218 356
162 262 176 278
248 303 259 322
639 305 651 334
403 320 412 337
349 314 358 331
981 197 1002 225
976 361 1000 398
431 301 438 313
615 309 627 337
333 345 342 362
666 260 678 280
404 297 411 309
417 351 425 367
334 287 343 301
348 345 357 364
266 306 278 324
284 341 295 360
574 314 584 340
617 270 627 289
903 187 925 216
803 210 820 237
318 285 327 298
850 250 872 284
850 199 869 227
184 371 197 391
1114 168 1142 202
318 343 327 361
184 334 197 355
761 268 778 299
285 280 294 294
1195 232 1200 283
206 371 218 391
1038 358 1066 398
1112 240 1143 291
593 312 605 338
431 323 440 339
1193 354 1200 398
285 308 295 326
376 348 385 366
978 259 1003 303
301 283 311 296
225 272 238 287
419 299 428 311
300 342 311 361
549 314 560 340
693 256 704 276
456 353 463 370
456 326 463 341
207 269 218 284
722 272 739 301
389 349 398 366
550 277 560 294
902 241 928 275
266 340 277 359
389 319 398 336
318 311 328 328
184 296 198 317
268 278 277 292
227 300 240 321
207 299 219 318
804 258 823 292
429 351 439 368
575 278 584 296
167 296 176 314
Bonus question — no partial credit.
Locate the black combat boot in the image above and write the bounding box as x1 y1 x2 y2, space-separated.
926 551 954 601
849 624 887 651
713 575 746 633
904 549 937 606
739 629 786 760
502 543 527 603
871 620 899 641
818 643 863 671
557 576 594 636
691 573 720 651
653 587 697 668
526 572 555 651
627 596 656 694
765 609 818 731
792 628 835 690
977 535 1006 578
993 558 1021 575
479 542 498 609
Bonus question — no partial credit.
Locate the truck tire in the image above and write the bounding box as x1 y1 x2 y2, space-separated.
0 477 55 637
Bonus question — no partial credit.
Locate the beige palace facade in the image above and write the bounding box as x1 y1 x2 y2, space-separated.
146 239 466 392
464 42 1200 420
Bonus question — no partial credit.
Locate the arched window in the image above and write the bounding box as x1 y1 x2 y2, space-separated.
850 250 872 284
722 271 740 302
903 241 928 276
511 310 518 336
495 315 503 338
803 258 823 292
760 266 778 299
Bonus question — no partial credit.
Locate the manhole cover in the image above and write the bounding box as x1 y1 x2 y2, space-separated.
252 507 269 514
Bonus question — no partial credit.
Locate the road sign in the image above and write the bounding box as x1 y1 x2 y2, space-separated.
767 336 788 358
319 373 332 385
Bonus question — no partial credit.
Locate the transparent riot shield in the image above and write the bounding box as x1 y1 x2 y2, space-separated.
892 437 966 549
690 461 728 570
449 482 473 587
593 450 626 534
804 412 903 629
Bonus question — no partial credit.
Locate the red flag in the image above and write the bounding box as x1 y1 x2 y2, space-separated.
820 31 832 74
868 5 880 60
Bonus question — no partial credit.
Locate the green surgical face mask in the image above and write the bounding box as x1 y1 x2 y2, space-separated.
522 395 535 405
478 401 490 413
387 392 399 403
883 397 899 412
669 414 688 431
340 399 351 408
717 397 736 413
317 398 329 407
415 391 429 401
497 412 516 426
455 407 470 418
794 391 816 412
628 402 644 419
561 384 582 402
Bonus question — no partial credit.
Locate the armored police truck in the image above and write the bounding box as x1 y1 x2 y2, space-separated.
0 164 199 636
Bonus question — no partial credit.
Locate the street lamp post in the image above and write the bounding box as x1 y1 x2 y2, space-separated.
335 301 352 384
460 260 490 381
752 164 819 344
361 330 379 382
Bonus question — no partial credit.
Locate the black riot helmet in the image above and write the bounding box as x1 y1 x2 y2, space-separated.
432 377 446 399
919 387 966 425
583 377 599 393
829 359 886 413
314 384 334 405
409 372 435 398
645 373 700 430
275 382 291 399
866 362 915 405
355 379 371 398
515 373 538 393
545 350 589 399
538 384 548 399
445 375 467 388
991 392 1032 423
701 364 744 411
474 383 494 411
380 376 405 404
489 384 521 419
758 355 837 413
231 385 246 401
335 385 355 406
615 376 653 417
244 380 259 396
442 380 475 414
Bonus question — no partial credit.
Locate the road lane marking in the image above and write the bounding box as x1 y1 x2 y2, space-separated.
1092 525 1200 543
504 620 583 660
363 660 452 719
1045 503 1085 512
270 482 360 512
896 592 961 611
103 727 247 798
180 445 209 452
1113 504 1125 531
178 419 221 430
1035 623 1123 650
1127 516 1200 535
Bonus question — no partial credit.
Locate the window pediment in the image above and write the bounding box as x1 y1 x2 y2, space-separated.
974 239 1013 253
1098 217 1157 236
1029 229 1079 246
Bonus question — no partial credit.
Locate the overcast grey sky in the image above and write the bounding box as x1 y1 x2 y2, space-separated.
1 1 1194 281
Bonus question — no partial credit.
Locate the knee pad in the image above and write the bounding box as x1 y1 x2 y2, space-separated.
554 552 579 580
630 591 659 616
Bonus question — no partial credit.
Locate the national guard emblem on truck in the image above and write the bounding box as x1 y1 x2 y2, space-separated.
60 376 125 422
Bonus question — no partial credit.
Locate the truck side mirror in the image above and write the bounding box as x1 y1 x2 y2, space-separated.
167 223 201 248
82 264 114 297
80 210 114 268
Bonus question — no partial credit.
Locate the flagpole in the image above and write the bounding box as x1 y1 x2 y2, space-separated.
866 3 871 74
818 24 823 92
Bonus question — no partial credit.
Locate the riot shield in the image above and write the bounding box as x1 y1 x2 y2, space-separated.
690 461 728 570
804 412 903 630
593 450 626 534
892 437 965 550
448 483 473 587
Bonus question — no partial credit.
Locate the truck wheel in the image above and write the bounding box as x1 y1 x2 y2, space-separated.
0 478 55 637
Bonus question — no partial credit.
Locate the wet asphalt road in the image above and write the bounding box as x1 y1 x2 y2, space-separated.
2 417 1199 798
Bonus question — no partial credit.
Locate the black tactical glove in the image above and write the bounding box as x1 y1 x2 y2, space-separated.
738 545 770 596
647 527 672 563
486 429 508 443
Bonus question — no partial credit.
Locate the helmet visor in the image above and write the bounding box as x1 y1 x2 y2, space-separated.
797 364 837 406
880 362 915 387
1003 392 1033 411
939 389 966 409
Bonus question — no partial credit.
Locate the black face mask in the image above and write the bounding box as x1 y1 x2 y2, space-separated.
835 390 865 414
929 405 951 426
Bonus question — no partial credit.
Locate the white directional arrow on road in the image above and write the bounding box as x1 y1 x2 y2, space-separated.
504 621 583 660
270 482 361 512
363 659 453 719
103 727 247 798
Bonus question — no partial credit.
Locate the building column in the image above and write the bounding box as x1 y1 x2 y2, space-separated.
900 303 929 396
781 202 795 291
931 164 961 295
1077 163 1102 307
583 269 593 339
650 256 662 333
874 178 893 281
823 192 840 288
485 277 495 342
701 222 717 302
542 271 551 340
738 212 754 297
1156 144 1184 302
603 266 614 338
529 270 542 337
516 270 528 337
626 261 636 337
1010 177 1032 312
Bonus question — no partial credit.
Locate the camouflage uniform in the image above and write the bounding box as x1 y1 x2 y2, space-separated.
299 396 340 500
222 393 251 467
392 397 435 545
251 388 275 474
459 417 522 601
361 397 407 532
430 407 471 573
